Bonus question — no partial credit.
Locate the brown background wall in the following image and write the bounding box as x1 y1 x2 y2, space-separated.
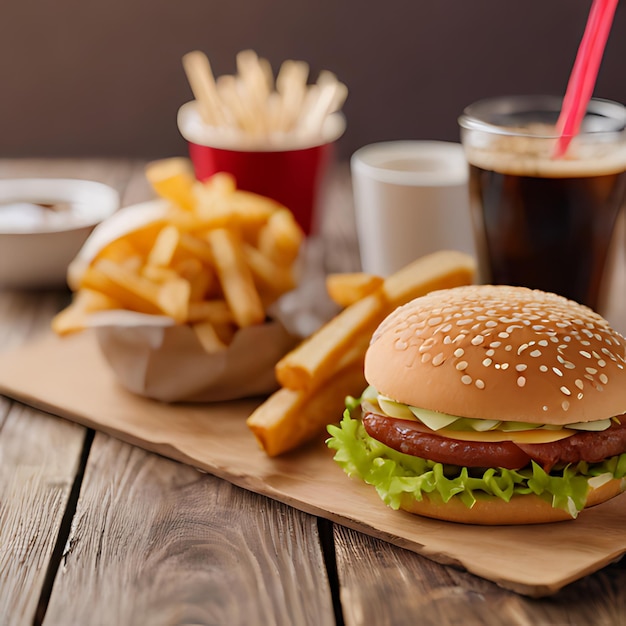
1 0 625 162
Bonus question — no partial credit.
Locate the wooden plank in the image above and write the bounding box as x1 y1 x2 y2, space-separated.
0 159 138 624
0 289 86 625
334 524 626 626
0 404 85 624
43 432 335 626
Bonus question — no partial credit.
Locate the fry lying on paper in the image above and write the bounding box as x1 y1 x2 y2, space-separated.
247 250 477 456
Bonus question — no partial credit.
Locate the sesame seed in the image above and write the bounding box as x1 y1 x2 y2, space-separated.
598 359 607 367
486 349 495 357
517 376 526 387
540 365 548 372
482 358 492 367
421 353 432 364
562 400 570 411
560 386 571 396
475 379 485 389
501 363 509 370
471 335 484 346
461 375 472 385
516 364 527 371
538 340 548 347
586 367 597 374
580 351 591 358
599 373 609 384
575 379 584 389
432 353 445 366
552 367 563 377
456 318 473 326
456 361 468 371
454 348 465 358
530 350 542 358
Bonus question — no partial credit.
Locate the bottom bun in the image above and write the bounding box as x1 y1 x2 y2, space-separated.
400 478 626 525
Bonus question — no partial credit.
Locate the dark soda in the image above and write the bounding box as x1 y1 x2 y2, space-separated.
468 160 626 310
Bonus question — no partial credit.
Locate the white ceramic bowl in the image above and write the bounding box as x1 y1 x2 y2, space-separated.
0 178 119 289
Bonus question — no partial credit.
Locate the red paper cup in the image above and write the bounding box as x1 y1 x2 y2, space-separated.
178 101 346 235
188 142 334 234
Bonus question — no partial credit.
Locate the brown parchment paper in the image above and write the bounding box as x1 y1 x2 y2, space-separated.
91 312 297 402
1 332 626 597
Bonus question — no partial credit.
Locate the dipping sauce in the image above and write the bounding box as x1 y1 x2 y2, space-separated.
0 201 78 232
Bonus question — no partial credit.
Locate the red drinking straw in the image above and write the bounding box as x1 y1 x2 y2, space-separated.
554 0 619 158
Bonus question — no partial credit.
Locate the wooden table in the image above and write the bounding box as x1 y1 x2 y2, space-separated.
2 159 626 626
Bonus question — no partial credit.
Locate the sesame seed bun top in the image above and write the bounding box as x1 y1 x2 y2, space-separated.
364 285 626 425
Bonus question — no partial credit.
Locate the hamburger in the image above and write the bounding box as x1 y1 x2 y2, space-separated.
327 285 626 525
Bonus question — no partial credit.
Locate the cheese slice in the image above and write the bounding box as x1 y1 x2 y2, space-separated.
435 426 575 444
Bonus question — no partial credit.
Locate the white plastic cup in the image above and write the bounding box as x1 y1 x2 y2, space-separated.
350 140 475 276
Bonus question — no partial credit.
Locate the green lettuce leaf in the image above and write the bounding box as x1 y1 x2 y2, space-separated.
326 410 626 518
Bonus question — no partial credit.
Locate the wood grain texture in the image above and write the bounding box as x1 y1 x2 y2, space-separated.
0 286 86 625
0 404 85 625
333 524 626 626
44 432 335 626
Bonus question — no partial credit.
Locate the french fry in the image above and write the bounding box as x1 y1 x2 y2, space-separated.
176 233 215 265
174 258 215 301
257 209 304 264
146 224 180 267
141 265 180 284
247 250 476 456
145 157 197 211
381 249 476 308
275 292 385 392
182 50 346 142
157 277 191 323
206 228 266 327
187 299 234 325
192 320 229 354
275 250 476 393
247 359 366 457
80 260 163 316
241 242 296 295
326 272 384 308
51 289 122 335
95 237 141 265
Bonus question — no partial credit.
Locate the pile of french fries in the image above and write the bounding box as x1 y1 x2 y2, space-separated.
182 49 348 142
52 158 304 354
246 250 477 456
